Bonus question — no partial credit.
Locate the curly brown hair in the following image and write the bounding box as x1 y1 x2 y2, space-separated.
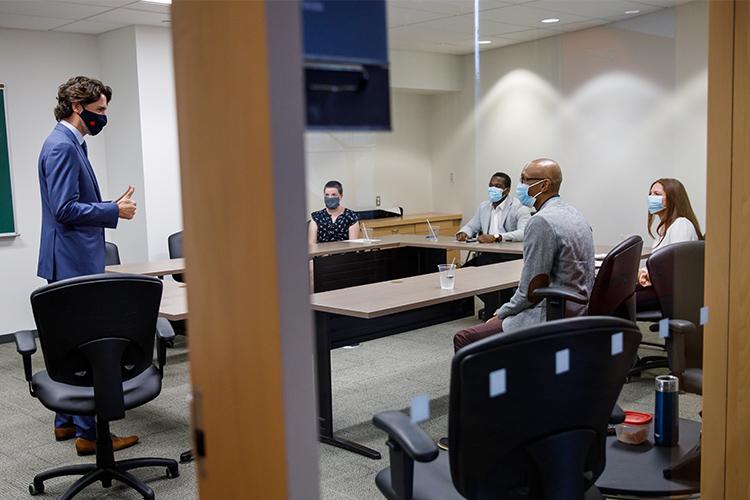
53 76 112 121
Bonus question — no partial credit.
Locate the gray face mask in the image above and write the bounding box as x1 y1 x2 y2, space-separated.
324 196 340 210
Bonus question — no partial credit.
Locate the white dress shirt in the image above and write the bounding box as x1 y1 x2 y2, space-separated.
59 119 85 145
488 196 510 235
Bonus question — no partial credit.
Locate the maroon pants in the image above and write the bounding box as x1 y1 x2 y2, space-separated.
453 316 503 352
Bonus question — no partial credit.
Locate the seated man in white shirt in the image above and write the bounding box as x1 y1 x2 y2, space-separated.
456 172 531 320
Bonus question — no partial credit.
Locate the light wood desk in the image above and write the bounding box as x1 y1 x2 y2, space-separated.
311 260 524 459
107 237 648 277
159 280 188 321
106 258 186 277
310 260 524 319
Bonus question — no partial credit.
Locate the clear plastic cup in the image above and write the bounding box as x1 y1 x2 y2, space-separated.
426 225 440 241
438 263 455 290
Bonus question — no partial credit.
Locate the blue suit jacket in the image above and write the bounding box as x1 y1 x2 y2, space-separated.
37 123 118 281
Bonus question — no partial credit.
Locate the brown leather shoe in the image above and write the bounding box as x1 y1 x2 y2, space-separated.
75 435 139 456
54 426 76 441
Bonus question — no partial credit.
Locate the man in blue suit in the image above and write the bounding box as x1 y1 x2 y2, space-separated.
37 76 138 456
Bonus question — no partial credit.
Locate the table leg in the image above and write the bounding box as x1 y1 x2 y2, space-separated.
315 312 382 460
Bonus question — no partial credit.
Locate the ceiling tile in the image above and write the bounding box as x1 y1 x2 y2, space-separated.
0 0 109 18
631 0 691 7
525 0 655 19
552 19 608 32
499 27 562 41
53 19 124 34
85 6 168 26
128 0 170 14
56 0 136 6
387 5 451 27
388 0 476 16
480 3 591 27
0 12 70 30
392 13 529 36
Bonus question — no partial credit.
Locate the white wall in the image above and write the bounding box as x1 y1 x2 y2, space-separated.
431 1 708 246
135 26 182 261
305 91 434 216
0 28 106 334
390 49 463 94
99 26 149 263
0 25 182 334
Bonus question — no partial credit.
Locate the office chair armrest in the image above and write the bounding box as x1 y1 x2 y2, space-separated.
373 411 438 463
155 318 176 373
532 286 588 304
533 286 588 321
14 330 37 395
609 404 625 425
14 330 37 357
664 319 697 376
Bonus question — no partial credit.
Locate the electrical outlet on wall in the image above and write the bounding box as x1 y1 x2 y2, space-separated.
375 195 381 207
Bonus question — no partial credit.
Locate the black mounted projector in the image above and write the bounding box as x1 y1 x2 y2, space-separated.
301 0 391 131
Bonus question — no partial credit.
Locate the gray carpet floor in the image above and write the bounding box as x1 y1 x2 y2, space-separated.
0 316 701 500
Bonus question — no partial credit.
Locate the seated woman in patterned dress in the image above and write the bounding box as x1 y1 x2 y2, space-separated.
308 180 361 244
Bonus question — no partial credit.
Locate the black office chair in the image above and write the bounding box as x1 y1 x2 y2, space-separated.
532 235 645 416
533 236 643 321
104 241 121 266
14 274 179 499
649 241 704 395
167 231 184 283
374 317 642 500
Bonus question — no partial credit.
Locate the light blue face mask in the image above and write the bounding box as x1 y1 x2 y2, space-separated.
648 194 665 214
488 186 506 204
515 180 544 207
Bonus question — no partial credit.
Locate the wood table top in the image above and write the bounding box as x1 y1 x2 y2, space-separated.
309 260 525 319
106 257 186 277
159 280 188 321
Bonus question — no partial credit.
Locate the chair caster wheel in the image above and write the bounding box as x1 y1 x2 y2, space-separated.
29 482 43 496
166 466 179 479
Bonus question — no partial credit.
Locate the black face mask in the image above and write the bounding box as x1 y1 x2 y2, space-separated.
79 108 107 136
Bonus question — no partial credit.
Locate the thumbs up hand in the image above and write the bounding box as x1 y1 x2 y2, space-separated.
116 185 137 220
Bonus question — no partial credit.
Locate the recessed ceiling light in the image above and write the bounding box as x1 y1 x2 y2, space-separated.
143 0 172 5
625 9 640 14
478 40 492 45
540 18 560 24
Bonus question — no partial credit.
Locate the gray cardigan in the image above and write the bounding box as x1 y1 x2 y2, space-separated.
498 196 595 333
458 197 531 242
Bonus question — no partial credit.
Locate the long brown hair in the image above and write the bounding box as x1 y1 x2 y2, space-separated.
648 178 704 243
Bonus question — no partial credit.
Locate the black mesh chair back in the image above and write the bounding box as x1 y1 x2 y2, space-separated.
448 316 641 499
588 235 643 319
647 240 704 371
30 274 163 421
104 241 121 266
168 230 184 283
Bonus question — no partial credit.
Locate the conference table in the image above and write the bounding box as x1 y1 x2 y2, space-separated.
107 236 651 459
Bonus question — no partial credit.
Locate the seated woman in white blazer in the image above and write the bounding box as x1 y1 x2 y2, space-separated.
637 178 703 310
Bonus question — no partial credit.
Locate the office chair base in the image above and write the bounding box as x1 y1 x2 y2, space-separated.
628 356 670 379
320 435 381 459
29 457 179 499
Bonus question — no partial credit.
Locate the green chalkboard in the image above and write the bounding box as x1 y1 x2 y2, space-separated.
0 84 17 236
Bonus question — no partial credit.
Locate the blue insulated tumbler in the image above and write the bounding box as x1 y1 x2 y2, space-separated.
654 375 679 446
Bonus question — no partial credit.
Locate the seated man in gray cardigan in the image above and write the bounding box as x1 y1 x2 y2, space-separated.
453 158 595 351
456 172 531 320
